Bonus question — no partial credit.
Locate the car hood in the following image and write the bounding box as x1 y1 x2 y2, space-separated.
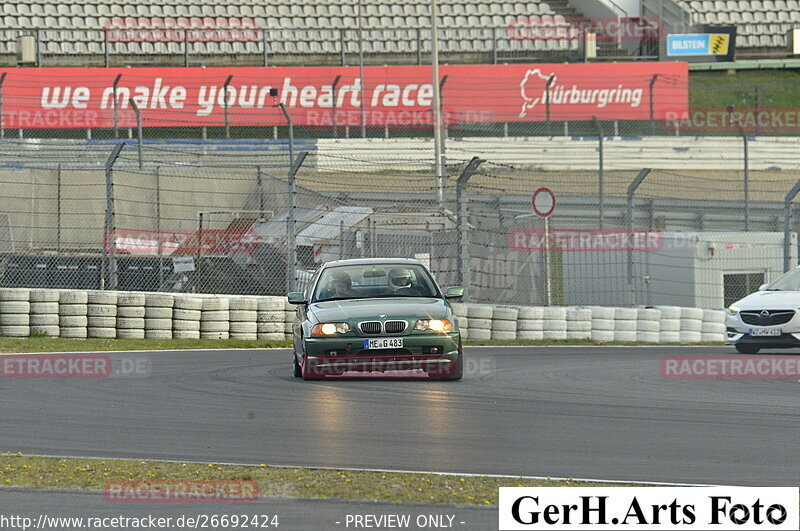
309 297 449 323
733 290 800 310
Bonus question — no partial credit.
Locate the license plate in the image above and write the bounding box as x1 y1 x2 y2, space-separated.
749 328 781 337
364 338 403 349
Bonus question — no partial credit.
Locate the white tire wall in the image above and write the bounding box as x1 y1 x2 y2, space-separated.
117 293 146 307
31 325 60 337
614 330 637 342
117 329 145 339
87 291 117 305
518 306 544 320
589 307 614 320
0 288 29 301
29 289 59 303
29 291 60 336
174 296 203 311
517 330 544 340
88 327 117 339
60 327 88 339
636 308 661 343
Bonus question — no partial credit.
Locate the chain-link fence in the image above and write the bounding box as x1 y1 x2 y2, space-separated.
1 132 799 309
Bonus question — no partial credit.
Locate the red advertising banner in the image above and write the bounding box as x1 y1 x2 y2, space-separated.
0 63 687 129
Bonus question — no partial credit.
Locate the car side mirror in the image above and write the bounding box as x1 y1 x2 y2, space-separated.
445 286 464 299
758 283 769 291
287 292 307 304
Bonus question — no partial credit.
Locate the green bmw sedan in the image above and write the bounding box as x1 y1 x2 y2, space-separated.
287 258 464 380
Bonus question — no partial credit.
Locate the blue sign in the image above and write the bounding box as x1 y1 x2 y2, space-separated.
667 34 711 56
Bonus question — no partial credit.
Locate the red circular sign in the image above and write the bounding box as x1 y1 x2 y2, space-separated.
532 187 556 218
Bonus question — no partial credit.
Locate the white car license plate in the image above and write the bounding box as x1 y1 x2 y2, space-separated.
749 328 781 337
364 338 403 349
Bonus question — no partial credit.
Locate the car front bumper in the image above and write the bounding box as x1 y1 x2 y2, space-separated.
726 312 800 347
302 333 460 375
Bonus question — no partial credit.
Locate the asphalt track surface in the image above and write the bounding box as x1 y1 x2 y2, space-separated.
0 346 798 527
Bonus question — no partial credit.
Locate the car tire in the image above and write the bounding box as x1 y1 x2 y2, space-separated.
293 353 302 378
439 352 463 381
735 343 760 354
301 356 323 380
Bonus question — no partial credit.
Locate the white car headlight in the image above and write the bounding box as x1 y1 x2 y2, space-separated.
414 319 453 332
311 322 351 336
727 304 740 314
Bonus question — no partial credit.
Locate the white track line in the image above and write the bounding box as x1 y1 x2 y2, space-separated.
11 452 727 487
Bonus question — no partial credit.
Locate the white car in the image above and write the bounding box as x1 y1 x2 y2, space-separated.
726 266 800 354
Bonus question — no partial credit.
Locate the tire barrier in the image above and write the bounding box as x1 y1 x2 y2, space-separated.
145 293 174 340
0 288 30 337
172 296 202 339
59 290 87 339
0 287 731 344
30 289 60 337
88 290 118 339
491 306 518 340
257 296 285 341
450 302 468 340
200 297 229 340
565 307 591 340
229 297 258 340
283 297 295 342
466 305 492 340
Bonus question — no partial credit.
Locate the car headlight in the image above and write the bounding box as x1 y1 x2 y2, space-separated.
414 319 453 332
311 322 351 336
727 304 740 314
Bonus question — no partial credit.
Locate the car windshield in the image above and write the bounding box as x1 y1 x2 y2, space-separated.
313 263 439 302
764 268 800 291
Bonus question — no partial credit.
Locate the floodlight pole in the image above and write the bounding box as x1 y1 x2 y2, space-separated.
103 143 125 290
626 168 651 306
649 74 659 135
223 74 233 139
431 0 444 206
456 157 486 297
332 75 341 138
357 0 366 138
0 72 7 139
273 99 300 290
128 98 143 170
112 73 122 138
545 74 555 136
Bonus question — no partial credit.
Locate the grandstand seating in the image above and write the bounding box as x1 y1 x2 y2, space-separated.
0 0 792 63
679 0 800 49
0 1 582 62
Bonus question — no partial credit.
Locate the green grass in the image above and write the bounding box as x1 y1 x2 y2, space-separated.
0 337 724 353
0 454 641 505
689 69 800 109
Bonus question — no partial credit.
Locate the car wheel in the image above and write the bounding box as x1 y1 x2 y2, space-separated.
301 356 324 380
293 353 301 378
735 343 760 354
443 353 463 381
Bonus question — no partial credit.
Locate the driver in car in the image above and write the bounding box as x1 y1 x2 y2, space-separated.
388 267 424 296
319 271 357 300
